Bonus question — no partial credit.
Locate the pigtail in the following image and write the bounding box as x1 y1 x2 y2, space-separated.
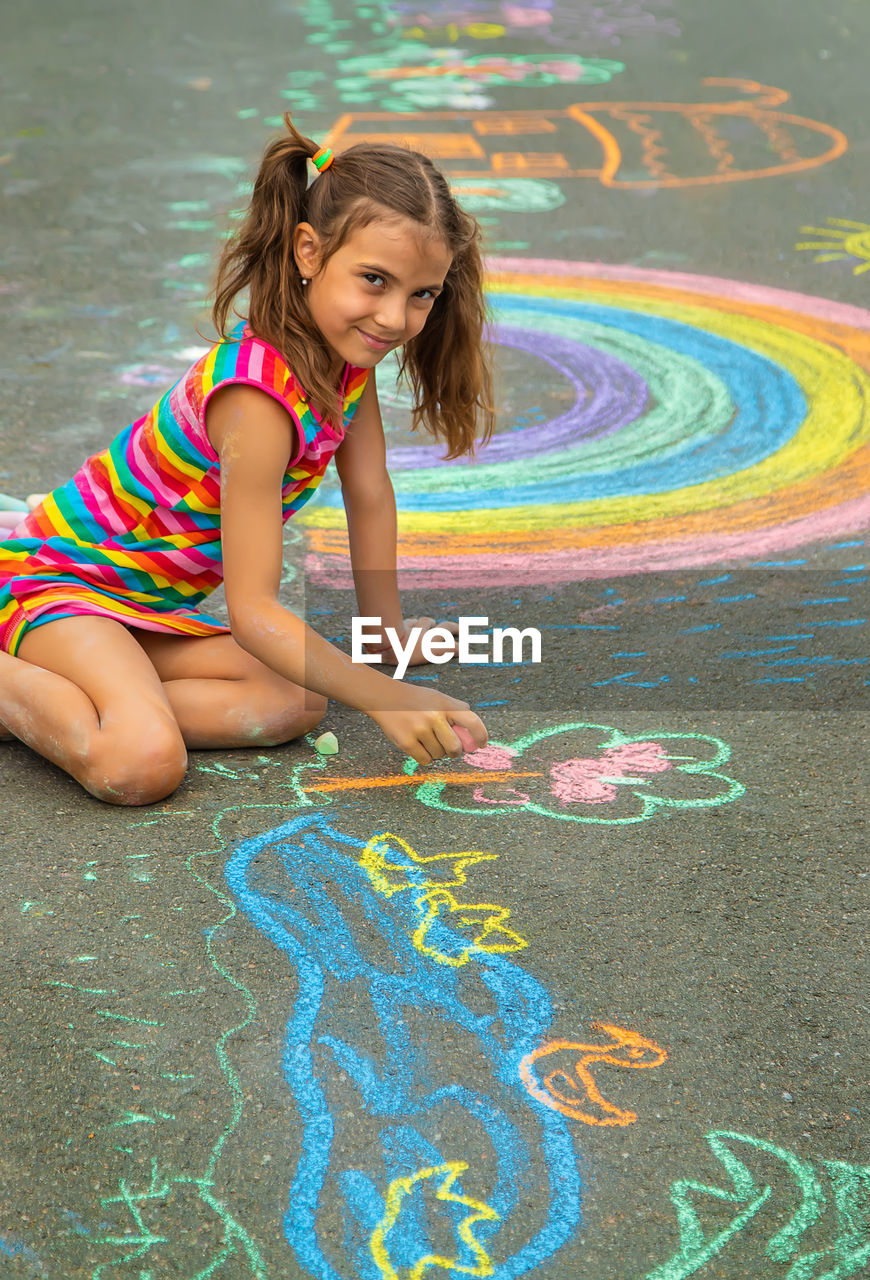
400 221 495 460
211 114 342 426
213 115 309 338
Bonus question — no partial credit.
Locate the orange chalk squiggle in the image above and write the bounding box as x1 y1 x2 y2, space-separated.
519 1023 667 1126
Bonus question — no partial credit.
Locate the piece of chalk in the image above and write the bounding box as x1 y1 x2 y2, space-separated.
314 730 339 755
0 493 29 512
452 725 479 754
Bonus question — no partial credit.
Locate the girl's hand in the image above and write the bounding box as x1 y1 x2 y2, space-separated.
369 617 460 667
368 686 487 765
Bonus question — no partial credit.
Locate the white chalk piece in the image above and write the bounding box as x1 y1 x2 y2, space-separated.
314 731 339 755
452 725 478 754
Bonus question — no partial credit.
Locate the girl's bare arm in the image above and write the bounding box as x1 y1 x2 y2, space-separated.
335 374 403 642
335 375 460 663
205 384 486 761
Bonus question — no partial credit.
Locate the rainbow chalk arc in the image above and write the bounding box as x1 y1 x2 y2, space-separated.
302 261 870 587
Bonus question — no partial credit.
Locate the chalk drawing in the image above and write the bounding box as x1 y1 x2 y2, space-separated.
301 261 870 587
519 1025 668 1126
389 1 540 39
117 362 177 387
375 51 626 86
0 1234 45 1273
79 801 297 1279
369 1161 499 1278
450 177 566 213
388 0 681 47
333 46 624 112
539 0 681 48
322 82 847 187
796 217 870 276
644 1130 870 1279
303 723 743 825
401 21 507 42
225 812 583 1278
360 830 528 966
94 1158 267 1279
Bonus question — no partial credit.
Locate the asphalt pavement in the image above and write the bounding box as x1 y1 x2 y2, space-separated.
1 1 867 1276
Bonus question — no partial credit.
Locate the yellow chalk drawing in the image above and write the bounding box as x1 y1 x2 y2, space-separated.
360 830 498 898
360 832 528 967
413 889 529 967
370 1161 500 1279
795 216 870 275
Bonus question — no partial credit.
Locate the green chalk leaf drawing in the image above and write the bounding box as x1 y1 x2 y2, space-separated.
645 1130 870 1280
81 799 296 1279
94 1158 267 1279
412 721 744 824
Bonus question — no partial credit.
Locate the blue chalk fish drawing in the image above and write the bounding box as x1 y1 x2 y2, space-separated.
225 813 582 1278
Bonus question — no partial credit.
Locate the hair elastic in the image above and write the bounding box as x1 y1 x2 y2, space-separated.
311 146 334 172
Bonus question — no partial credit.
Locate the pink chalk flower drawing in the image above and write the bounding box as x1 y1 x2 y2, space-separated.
413 722 743 824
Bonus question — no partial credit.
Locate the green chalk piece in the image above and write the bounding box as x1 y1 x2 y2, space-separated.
314 730 339 755
0 493 28 511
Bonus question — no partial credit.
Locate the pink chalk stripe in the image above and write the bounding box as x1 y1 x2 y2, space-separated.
486 258 870 330
305 491 870 587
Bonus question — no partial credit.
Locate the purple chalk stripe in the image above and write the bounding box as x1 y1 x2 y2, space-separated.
386 324 648 470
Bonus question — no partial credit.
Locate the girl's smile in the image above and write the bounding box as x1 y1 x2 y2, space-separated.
357 327 395 352
294 214 453 370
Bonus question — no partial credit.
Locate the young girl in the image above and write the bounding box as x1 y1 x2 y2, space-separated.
0 116 493 805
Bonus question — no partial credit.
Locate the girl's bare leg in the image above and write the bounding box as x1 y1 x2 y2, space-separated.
1 616 189 804
1 618 325 804
133 629 326 748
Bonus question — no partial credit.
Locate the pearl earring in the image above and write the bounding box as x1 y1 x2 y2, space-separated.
300 277 309 286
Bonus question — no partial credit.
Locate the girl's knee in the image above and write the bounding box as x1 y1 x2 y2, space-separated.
87 723 188 806
238 685 327 746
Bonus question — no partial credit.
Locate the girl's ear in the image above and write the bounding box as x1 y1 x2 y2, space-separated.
293 222 323 278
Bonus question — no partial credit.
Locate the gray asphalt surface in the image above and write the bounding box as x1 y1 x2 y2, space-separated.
1 2 868 1277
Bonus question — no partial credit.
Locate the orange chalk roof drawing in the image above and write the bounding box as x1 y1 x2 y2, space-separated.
323 79 846 188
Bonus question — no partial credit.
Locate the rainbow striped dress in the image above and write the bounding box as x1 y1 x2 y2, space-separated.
0 329 369 655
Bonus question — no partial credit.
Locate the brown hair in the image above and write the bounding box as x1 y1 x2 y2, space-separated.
212 114 494 458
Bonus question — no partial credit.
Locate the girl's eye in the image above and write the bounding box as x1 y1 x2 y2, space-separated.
363 273 385 287
415 288 438 301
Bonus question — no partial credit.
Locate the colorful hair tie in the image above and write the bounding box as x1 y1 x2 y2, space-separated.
311 146 334 172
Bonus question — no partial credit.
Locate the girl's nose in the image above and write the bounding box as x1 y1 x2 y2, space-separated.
374 293 407 336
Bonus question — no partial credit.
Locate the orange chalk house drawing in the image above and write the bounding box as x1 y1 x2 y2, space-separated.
323 79 846 188
519 1023 668 1126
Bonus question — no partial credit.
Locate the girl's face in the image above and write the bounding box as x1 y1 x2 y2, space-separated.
294 214 453 371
